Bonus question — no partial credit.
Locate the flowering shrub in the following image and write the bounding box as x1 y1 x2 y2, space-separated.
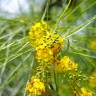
0 0 96 96
25 21 95 96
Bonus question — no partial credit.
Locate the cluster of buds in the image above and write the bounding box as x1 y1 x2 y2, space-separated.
89 39 96 51
55 56 78 73
29 21 64 64
29 21 78 72
26 21 79 96
25 76 45 96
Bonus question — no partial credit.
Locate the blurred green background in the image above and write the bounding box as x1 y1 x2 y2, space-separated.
0 0 96 96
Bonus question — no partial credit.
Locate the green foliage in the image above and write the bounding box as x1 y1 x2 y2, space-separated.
0 0 96 96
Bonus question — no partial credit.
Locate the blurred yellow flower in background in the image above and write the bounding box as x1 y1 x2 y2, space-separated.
80 87 92 96
89 39 96 51
89 72 96 88
25 76 45 96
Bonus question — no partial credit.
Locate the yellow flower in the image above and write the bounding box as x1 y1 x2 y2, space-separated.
25 76 45 95
36 32 64 51
89 39 96 51
29 21 48 48
35 48 55 64
29 21 64 56
80 87 92 96
55 56 78 73
33 29 64 64
29 21 64 65
89 72 96 88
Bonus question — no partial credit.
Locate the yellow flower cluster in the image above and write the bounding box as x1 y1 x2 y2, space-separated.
29 21 64 64
80 87 92 96
36 32 64 50
35 33 64 63
55 56 78 73
36 48 54 63
29 21 48 48
25 76 45 96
